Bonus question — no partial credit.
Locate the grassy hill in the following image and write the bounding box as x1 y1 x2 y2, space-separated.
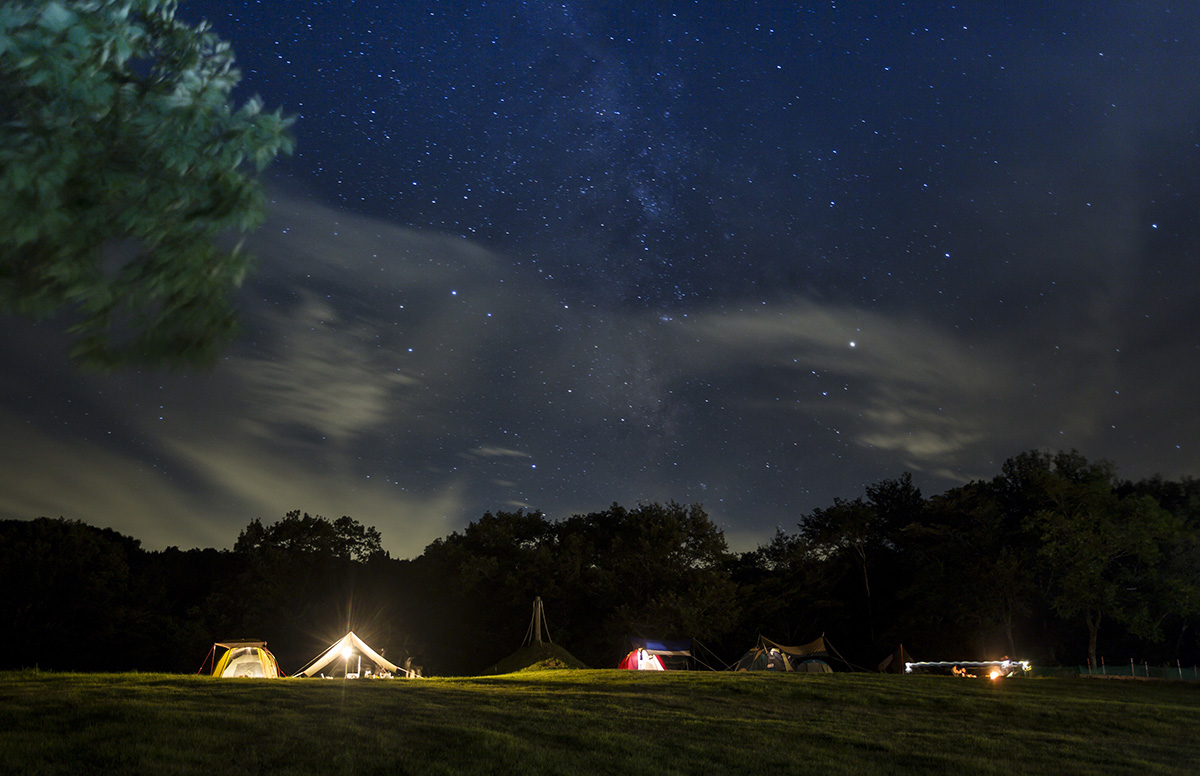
484 641 589 674
1 670 1197 775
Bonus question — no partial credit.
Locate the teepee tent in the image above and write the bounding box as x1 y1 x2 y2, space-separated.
487 597 588 673
296 631 409 678
877 644 916 674
208 641 281 678
618 648 666 670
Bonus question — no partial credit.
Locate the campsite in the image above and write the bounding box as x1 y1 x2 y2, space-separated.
5 467 1200 681
3 669 1198 775
3 459 1200 773
6 2 1200 772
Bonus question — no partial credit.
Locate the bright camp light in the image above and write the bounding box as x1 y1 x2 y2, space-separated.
906 659 1032 679
341 646 353 660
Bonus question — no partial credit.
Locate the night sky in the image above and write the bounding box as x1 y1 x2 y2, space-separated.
4 1 1200 557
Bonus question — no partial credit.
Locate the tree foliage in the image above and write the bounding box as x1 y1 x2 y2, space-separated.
4 452 1200 675
1029 458 1180 666
796 474 922 643
911 481 1035 658
235 510 385 563
555 502 740 649
0 518 138 669
0 0 293 369
410 503 738 673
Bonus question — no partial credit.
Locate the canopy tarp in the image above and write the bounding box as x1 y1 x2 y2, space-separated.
759 635 827 658
733 635 830 672
629 637 693 657
297 631 401 677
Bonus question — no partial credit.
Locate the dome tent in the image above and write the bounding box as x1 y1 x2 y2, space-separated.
619 637 697 670
618 648 666 670
208 641 281 678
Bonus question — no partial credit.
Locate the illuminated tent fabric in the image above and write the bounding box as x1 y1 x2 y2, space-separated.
211 641 280 678
630 637 693 657
795 659 833 673
296 631 401 677
734 635 827 672
618 648 666 670
627 637 693 670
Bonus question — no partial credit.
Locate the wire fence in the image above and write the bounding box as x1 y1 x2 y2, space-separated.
1031 661 1200 680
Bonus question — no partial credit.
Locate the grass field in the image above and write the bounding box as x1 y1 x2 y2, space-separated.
1 670 1197 775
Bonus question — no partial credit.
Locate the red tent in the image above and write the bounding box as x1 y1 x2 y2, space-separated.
618 648 666 670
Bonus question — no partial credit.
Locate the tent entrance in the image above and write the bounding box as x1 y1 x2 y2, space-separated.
198 640 282 678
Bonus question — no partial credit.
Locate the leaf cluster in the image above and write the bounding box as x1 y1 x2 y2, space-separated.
0 0 293 369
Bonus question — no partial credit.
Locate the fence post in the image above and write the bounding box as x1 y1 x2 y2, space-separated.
1130 658 1135 677
1178 660 1183 680
1086 658 1092 676
1101 656 1106 676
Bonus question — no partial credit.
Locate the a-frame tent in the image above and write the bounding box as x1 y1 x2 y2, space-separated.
295 631 411 678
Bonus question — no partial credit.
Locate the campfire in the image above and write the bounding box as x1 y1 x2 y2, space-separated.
906 659 1032 679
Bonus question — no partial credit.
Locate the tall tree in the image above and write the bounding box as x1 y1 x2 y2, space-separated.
1122 476 1200 662
0 0 293 369
913 481 1035 658
798 475 921 644
1030 458 1180 666
410 503 739 673
800 496 879 634
732 529 839 650
225 512 389 670
407 509 560 673
558 502 739 648
0 518 140 670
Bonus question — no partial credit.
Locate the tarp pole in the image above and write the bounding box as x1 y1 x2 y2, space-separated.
196 644 216 675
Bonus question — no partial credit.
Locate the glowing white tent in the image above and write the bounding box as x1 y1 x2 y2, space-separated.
296 631 408 678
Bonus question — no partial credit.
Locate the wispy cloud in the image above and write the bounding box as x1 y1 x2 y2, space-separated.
467 446 532 459
3 192 1198 556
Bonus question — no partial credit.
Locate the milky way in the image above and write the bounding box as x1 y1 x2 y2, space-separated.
3 1 1199 557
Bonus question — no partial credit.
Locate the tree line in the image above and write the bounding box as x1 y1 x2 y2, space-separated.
2 450 1198 676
